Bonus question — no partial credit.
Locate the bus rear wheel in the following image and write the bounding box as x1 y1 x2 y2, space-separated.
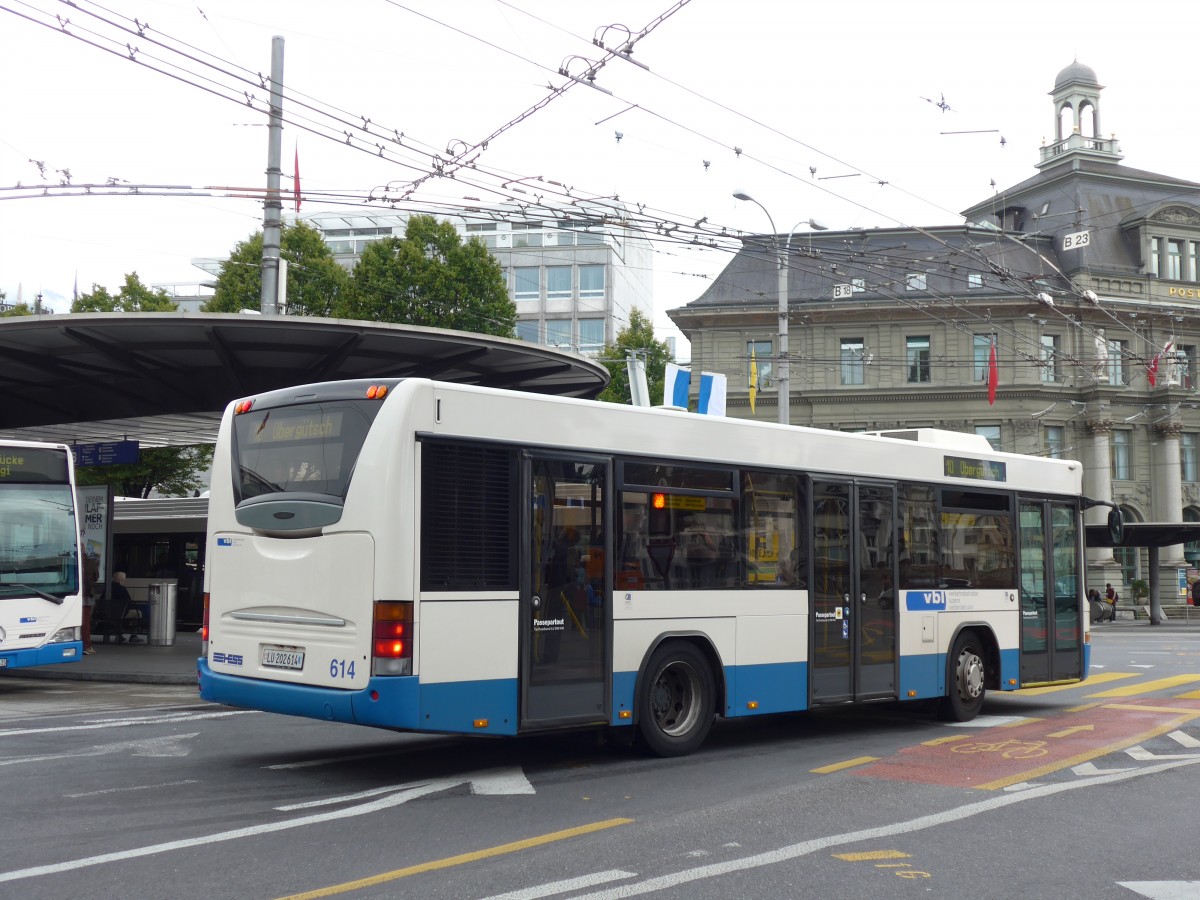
939 630 986 722
637 643 715 757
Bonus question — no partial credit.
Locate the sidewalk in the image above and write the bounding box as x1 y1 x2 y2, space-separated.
3 630 202 685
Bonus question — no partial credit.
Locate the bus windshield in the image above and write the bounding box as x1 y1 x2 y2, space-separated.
0 482 79 597
232 400 385 501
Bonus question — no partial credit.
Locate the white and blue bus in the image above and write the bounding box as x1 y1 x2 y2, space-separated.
0 441 84 670
199 378 1106 756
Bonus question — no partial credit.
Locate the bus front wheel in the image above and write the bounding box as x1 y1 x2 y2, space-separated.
939 630 986 722
637 643 715 757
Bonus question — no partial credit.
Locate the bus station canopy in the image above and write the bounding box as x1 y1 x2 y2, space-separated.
1085 522 1200 548
0 313 609 446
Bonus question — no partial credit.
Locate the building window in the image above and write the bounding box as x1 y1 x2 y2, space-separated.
975 425 1001 451
515 320 540 343
906 273 927 291
968 273 983 289
1151 237 1162 276
1180 345 1197 390
840 338 865 385
514 267 540 301
1167 239 1184 280
545 319 572 348
748 340 773 387
1045 425 1065 459
973 335 993 382
546 266 572 299
1040 335 1059 382
579 265 605 299
1190 242 1200 282
906 336 930 383
578 318 604 352
1112 430 1131 480
1184 434 1199 483
1106 339 1128 386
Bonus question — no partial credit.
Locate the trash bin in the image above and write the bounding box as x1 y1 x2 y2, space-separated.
148 582 177 646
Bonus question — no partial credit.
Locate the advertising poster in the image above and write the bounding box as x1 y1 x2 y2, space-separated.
76 484 112 581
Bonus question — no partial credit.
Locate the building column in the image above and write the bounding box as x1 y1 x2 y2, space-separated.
1085 417 1116 568
1154 419 1188 572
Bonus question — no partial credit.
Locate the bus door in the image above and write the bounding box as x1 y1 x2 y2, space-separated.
1019 499 1082 683
521 453 610 728
810 479 898 706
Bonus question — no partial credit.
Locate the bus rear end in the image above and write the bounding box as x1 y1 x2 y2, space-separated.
199 380 421 728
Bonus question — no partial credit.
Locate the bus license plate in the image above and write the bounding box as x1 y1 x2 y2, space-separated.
261 646 305 670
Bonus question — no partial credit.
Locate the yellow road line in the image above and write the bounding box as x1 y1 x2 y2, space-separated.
975 709 1200 790
811 756 879 774
1016 672 1138 695
834 850 911 862
274 817 634 900
1087 675 1200 698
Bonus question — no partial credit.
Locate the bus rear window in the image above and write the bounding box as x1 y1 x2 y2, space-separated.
232 400 382 501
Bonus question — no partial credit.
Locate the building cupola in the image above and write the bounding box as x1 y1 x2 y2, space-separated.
1037 60 1123 170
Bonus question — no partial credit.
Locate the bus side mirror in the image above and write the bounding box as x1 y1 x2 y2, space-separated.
1108 508 1125 544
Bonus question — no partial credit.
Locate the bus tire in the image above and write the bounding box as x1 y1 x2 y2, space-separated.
637 642 715 757
938 630 986 722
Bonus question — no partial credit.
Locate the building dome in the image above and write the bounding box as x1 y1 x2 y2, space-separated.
1054 60 1100 91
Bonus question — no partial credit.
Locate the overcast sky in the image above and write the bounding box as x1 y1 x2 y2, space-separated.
3 0 1197 353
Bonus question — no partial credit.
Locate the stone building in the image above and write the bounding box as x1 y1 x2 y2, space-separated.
669 61 1200 600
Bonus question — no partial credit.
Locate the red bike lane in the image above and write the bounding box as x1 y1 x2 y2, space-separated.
854 697 1200 790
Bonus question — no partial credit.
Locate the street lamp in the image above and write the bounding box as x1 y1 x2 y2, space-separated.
732 190 828 424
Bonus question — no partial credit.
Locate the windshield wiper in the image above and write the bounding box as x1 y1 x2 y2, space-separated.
3 583 65 605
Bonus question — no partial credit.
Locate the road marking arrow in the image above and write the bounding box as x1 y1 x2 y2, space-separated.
1118 881 1200 899
1071 762 1134 777
1047 725 1095 738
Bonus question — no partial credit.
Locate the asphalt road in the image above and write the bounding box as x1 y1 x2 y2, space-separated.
1 629 1198 900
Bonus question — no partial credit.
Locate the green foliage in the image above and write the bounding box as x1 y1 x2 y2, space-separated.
203 221 351 316
596 308 674 405
72 272 177 313
0 303 35 317
1130 578 1149 600
336 215 516 336
75 445 214 499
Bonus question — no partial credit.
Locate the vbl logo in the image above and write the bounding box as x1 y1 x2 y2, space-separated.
921 591 948 606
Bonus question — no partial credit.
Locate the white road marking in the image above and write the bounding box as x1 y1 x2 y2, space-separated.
66 779 200 798
0 709 253 737
946 715 1027 728
0 771 520 884
0 734 199 767
567 758 1200 899
277 768 534 811
1118 882 1200 899
1167 730 1200 749
1125 745 1200 762
478 870 637 900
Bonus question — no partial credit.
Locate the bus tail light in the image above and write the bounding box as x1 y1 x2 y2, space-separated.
201 592 210 649
373 601 413 676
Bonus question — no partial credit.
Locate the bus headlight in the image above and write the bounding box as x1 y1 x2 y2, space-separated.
49 627 80 644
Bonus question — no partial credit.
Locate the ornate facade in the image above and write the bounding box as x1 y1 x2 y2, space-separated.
669 62 1200 599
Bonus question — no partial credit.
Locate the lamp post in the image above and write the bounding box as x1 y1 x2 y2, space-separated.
732 191 828 424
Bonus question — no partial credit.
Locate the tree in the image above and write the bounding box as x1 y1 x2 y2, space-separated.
0 303 34 317
336 215 516 336
75 445 214 499
72 273 177 313
596 308 674 405
203 221 351 316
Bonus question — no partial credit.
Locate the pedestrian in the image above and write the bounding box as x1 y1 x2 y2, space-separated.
81 555 99 654
1105 582 1119 621
1191 578 1200 608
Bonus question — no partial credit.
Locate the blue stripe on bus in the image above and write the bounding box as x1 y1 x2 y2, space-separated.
198 661 519 735
0 641 82 670
725 661 808 716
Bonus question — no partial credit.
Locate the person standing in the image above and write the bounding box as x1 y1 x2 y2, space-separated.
1191 577 1200 608
81 556 99 654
